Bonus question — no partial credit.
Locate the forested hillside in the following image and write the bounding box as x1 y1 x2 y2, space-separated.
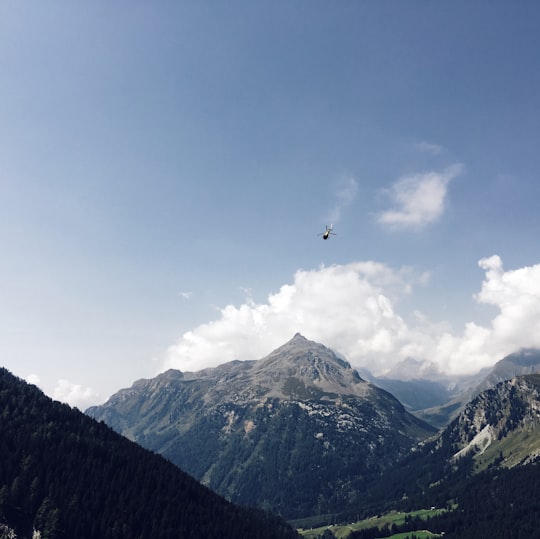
337 376 540 538
343 461 540 539
0 368 298 539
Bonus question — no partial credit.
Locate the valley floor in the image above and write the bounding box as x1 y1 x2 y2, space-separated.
298 508 446 539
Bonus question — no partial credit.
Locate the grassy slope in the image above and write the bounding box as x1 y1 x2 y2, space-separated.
474 423 540 471
298 508 446 539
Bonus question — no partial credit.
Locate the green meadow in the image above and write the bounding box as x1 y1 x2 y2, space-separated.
298 508 446 539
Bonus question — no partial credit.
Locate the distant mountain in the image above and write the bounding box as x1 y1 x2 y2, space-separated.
367 377 456 412
87 334 435 519
362 367 486 429
0 367 298 539
366 349 540 429
398 370 488 430
475 348 540 394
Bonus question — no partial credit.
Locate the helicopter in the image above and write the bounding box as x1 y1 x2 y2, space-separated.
318 224 336 240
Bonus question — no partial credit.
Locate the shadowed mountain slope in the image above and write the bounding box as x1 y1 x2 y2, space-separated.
0 367 298 539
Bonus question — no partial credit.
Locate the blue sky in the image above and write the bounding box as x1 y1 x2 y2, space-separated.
2 1 540 407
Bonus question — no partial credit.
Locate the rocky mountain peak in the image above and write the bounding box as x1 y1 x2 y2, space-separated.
87 335 434 518
252 333 367 399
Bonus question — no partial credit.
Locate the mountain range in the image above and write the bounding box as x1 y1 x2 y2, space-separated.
5 333 540 537
87 333 435 519
87 333 540 527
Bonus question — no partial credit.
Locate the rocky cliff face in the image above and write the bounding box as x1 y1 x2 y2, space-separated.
443 374 540 468
87 334 435 518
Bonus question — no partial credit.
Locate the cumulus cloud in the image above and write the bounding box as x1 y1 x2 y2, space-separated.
476 256 540 350
53 379 99 409
163 256 540 379
426 256 540 375
325 177 358 224
165 262 431 375
377 164 463 229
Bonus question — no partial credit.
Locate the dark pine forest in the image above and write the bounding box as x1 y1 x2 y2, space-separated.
0 368 298 539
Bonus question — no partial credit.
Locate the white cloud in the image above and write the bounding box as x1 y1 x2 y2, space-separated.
414 141 444 155
53 379 99 409
26 373 41 386
476 255 540 351
423 256 540 375
165 262 428 375
163 256 540 380
377 164 463 229
325 177 358 224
